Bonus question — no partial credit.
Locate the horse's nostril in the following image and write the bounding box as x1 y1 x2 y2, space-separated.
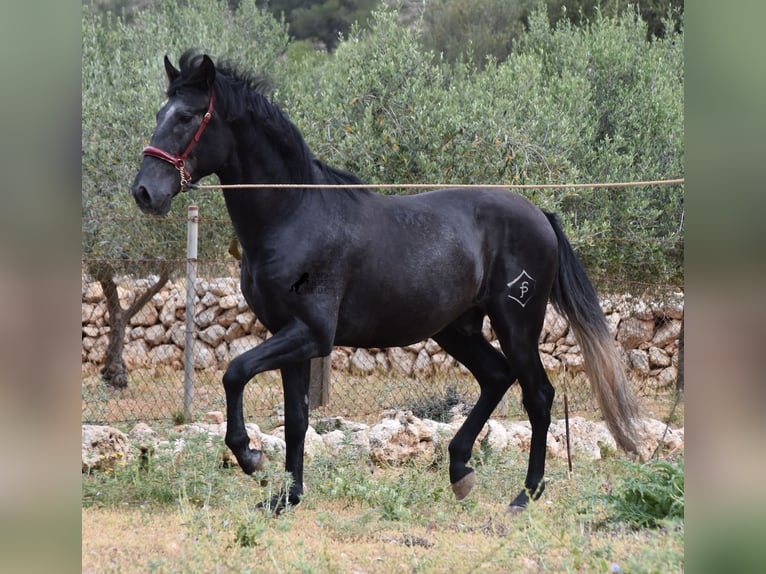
133 185 151 207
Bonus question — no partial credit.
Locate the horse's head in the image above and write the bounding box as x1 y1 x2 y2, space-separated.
132 53 229 215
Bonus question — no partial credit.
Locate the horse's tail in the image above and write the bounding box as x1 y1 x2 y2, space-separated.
544 212 641 454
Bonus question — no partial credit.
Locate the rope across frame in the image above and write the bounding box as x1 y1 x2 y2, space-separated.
186 178 684 191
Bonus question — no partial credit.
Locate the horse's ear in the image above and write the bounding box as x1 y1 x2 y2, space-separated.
199 54 216 88
164 55 180 83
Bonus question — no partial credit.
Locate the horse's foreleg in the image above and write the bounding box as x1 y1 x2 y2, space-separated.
269 361 311 513
222 320 325 482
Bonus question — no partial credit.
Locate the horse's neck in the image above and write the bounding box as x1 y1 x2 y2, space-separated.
218 133 315 248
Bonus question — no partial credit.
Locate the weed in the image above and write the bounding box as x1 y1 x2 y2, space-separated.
172 409 189 425
410 385 469 422
235 515 268 548
602 459 684 528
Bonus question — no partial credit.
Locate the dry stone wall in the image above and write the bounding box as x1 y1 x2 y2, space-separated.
82 276 683 389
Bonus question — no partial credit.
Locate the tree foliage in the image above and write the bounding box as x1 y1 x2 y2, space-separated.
279 7 683 285
422 0 684 69
83 1 683 293
251 0 378 50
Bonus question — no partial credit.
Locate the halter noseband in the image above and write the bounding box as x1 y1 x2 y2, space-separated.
142 88 216 191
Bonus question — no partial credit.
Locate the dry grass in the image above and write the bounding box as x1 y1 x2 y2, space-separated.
82 429 684 573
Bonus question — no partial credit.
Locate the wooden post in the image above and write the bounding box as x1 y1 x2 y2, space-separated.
309 356 331 410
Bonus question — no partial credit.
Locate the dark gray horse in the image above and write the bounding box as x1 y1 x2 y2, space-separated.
132 50 640 514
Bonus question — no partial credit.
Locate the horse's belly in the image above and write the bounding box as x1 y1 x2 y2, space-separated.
333 278 479 348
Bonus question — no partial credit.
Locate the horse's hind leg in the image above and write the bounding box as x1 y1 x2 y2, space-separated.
433 320 516 501
489 304 555 512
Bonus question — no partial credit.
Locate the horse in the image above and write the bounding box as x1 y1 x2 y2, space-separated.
132 50 641 514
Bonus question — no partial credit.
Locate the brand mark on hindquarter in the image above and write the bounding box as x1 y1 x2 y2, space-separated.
507 270 536 307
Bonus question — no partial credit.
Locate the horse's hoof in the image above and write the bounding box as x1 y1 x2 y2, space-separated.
508 489 530 511
238 448 265 475
257 494 300 516
451 470 476 500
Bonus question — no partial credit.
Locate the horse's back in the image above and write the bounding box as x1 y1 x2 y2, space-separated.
331 187 558 346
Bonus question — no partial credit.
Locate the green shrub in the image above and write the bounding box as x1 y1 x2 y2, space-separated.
603 459 684 528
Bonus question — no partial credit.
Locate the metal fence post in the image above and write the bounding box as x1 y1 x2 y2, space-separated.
309 356 331 410
184 205 199 421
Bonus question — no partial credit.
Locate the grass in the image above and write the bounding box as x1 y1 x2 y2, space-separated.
82 426 684 573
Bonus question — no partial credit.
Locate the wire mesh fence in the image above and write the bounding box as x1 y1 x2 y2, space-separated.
82 254 683 429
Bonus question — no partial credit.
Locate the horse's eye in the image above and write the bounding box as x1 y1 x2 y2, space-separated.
178 112 194 123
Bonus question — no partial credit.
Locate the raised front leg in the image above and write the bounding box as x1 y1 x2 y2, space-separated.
222 320 326 487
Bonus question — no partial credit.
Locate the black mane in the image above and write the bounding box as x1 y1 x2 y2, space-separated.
171 49 365 188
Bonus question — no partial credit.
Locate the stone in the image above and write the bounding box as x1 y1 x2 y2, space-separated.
214 342 231 365
167 323 186 349
149 344 182 367
631 299 655 321
235 311 256 330
82 282 104 303
200 291 218 307
616 317 655 349
128 326 145 341
208 278 238 297
228 335 262 355
196 305 220 329
128 422 160 453
605 311 621 336
412 349 433 376
505 421 532 451
543 307 568 343
159 294 182 327
637 418 684 458
217 294 238 310
652 319 682 348
82 425 132 472
388 347 415 376
648 346 672 368
627 349 650 374
656 366 678 388
82 325 99 338
482 317 494 340
144 324 167 346
431 352 455 373
663 293 684 320
205 411 225 424
129 303 158 327
216 308 239 329
350 348 376 375
560 352 585 373
224 321 246 343
485 420 509 451
540 352 561 372
260 433 286 459
199 324 226 347
547 417 617 461
124 339 150 369
331 348 350 372
369 417 434 465
192 343 216 370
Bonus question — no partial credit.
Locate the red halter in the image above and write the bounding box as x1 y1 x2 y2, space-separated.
142 88 215 191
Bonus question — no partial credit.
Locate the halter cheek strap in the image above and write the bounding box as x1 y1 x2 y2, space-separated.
142 88 216 191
